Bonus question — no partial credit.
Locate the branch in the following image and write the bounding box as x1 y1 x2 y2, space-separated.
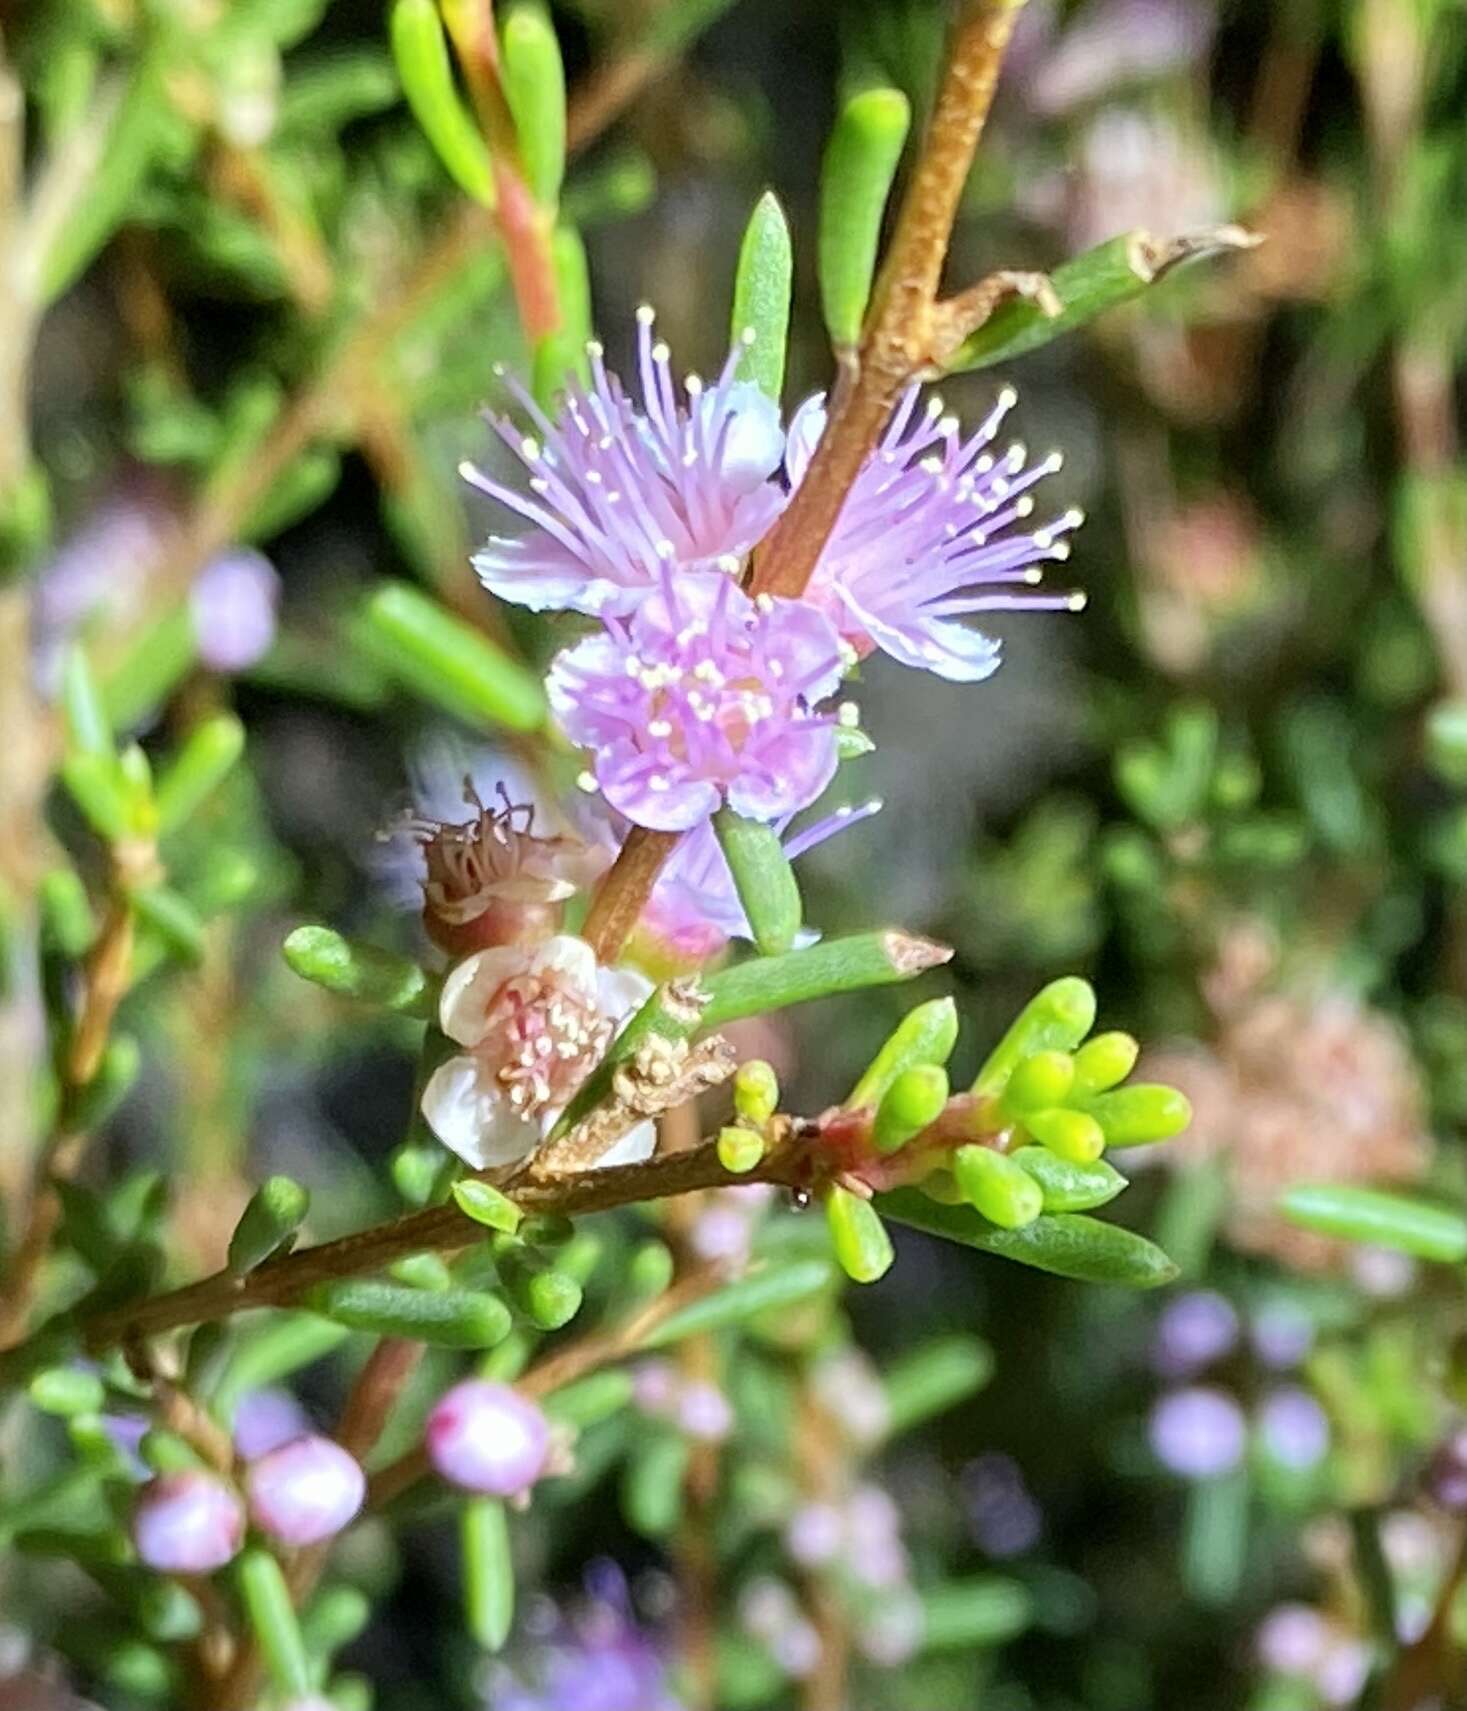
53 1130 806 1358
751 0 1030 601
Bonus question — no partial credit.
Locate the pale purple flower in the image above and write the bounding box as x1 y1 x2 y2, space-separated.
676 1382 734 1444
132 1472 245 1574
547 568 844 831
100 1413 150 1481
1257 1388 1330 1471
1151 1289 1239 1378
789 387 1082 682
245 1434 365 1546
963 1453 1043 1557
232 1387 310 1461
466 309 787 617
426 1380 550 1497
785 1503 844 1567
190 548 280 672
1028 0 1214 115
488 1562 679 1711
1256 1604 1329 1676
1147 1386 1247 1479
1250 1301 1315 1370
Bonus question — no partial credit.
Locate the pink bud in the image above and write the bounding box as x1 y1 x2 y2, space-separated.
245 1434 366 1547
425 1379 549 1496
133 1472 245 1574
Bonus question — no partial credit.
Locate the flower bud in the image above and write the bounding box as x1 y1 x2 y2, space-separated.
717 1125 765 1174
425 1380 550 1497
734 1059 780 1124
232 1387 311 1461
245 1434 366 1546
133 1472 245 1574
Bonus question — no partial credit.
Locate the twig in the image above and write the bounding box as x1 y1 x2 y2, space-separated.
751 0 1031 602
37 1130 807 1360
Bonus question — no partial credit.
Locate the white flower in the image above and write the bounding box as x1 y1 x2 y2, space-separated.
420 935 653 1169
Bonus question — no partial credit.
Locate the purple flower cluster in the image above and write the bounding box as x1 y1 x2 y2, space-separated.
464 310 1081 832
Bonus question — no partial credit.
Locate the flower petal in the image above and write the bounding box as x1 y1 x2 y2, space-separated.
439 946 533 1047
420 1055 541 1168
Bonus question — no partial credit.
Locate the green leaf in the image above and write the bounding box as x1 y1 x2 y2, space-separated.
299 1585 371 1664
1010 1147 1127 1213
98 604 197 733
227 1176 310 1274
952 1145 1043 1230
282 924 433 1017
237 1549 310 1697
1279 1185 1467 1264
554 930 949 1137
61 644 114 759
29 1367 106 1417
621 1432 688 1536
305 1279 513 1346
131 885 205 965
533 226 593 402
972 978 1096 1098
641 1258 835 1347
353 582 546 733
847 997 958 1109
462 1499 514 1652
819 87 910 347
947 226 1259 373
729 191 793 399
919 1577 1034 1652
881 1190 1178 1288
390 0 495 205
495 1241 583 1330
872 1063 949 1153
66 1034 141 1132
39 866 95 958
1071 1031 1139 1096
1020 1107 1105 1164
881 1335 993 1436
825 1184 895 1282
713 806 802 955
453 1179 523 1236
155 715 246 836
1074 1085 1192 1147
501 4 566 207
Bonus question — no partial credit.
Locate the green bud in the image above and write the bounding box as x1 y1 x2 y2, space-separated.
300 1585 371 1661
1011 1146 1127 1212
825 1184 895 1282
1281 1184 1467 1264
1001 1049 1075 1115
306 1279 513 1347
1072 1031 1140 1096
501 4 566 207
353 581 547 733
1075 1085 1192 1146
713 806 802 955
1020 1106 1106 1163
116 744 155 836
154 715 246 837
282 924 433 1017
972 978 1096 1098
228 1175 310 1274
100 1640 173 1700
496 1242 583 1330
453 1178 524 1235
390 0 495 205
392 1141 449 1207
237 1548 310 1697
952 1145 1043 1230
729 191 793 400
847 996 959 1109
819 87 910 347
136 1580 203 1644
627 1238 676 1299
29 1367 106 1417
140 1429 205 1474
717 1125 766 1173
462 1498 515 1652
734 1059 780 1123
872 1063 949 1153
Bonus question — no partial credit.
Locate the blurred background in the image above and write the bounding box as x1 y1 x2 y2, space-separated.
2 0 1466 1707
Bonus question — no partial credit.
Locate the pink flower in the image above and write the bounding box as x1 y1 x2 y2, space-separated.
547 568 844 831
465 309 788 617
420 935 652 1168
789 387 1083 682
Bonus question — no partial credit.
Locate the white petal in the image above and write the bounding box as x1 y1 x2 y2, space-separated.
528 934 599 999
596 1119 658 1167
420 1055 541 1169
597 964 656 1027
439 946 531 1047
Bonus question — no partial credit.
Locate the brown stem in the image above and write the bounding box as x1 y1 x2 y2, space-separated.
752 0 1029 601
579 824 680 962
50 1134 807 1359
